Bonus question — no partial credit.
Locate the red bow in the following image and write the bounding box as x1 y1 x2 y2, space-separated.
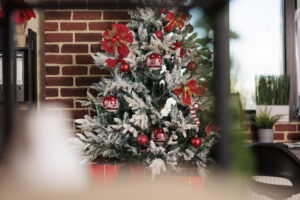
0 0 36 23
102 24 133 58
164 11 189 32
105 56 125 68
173 79 206 106
172 41 185 58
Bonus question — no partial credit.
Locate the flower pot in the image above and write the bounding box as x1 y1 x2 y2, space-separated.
256 105 289 122
258 129 274 143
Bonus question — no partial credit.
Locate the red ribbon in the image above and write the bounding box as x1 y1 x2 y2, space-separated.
173 79 206 106
164 11 189 32
105 56 125 68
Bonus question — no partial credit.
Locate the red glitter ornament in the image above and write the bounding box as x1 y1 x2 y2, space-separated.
120 62 131 73
103 95 119 112
137 134 149 146
152 128 168 145
154 30 164 40
147 53 163 70
187 61 197 71
191 136 202 148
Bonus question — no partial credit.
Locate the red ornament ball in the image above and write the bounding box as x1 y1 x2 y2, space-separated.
103 95 119 112
160 8 167 14
137 134 149 146
191 136 202 148
152 128 168 145
120 62 130 73
187 61 197 71
155 30 164 40
147 53 163 70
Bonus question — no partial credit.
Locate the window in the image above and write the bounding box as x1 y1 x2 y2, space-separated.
230 0 285 110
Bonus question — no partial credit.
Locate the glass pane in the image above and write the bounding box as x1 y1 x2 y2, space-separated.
230 0 284 110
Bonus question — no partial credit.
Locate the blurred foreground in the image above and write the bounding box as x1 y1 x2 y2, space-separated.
0 104 298 200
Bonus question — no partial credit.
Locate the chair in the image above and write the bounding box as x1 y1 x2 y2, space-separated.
249 143 300 200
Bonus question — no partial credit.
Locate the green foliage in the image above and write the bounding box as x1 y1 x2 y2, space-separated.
255 75 290 105
253 109 281 129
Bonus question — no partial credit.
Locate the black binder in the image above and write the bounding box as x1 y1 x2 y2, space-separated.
16 51 25 102
0 29 36 103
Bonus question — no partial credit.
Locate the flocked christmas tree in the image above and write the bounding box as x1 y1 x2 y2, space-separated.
73 6 217 179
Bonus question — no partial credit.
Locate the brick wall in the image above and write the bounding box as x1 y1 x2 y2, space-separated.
44 9 130 131
245 122 300 143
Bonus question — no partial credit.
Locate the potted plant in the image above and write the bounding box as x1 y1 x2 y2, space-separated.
256 75 290 122
253 109 281 143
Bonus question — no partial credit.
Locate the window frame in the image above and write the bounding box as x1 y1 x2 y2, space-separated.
284 0 297 120
239 0 298 119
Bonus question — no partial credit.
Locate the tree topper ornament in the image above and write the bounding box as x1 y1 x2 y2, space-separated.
102 24 134 57
172 79 206 106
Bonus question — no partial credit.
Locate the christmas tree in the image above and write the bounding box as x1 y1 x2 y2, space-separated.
74 7 217 179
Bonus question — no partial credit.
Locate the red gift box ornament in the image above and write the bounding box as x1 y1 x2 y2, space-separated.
164 11 189 32
103 95 119 112
172 79 206 106
102 24 134 58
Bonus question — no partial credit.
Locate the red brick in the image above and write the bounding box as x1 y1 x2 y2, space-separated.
90 44 102 53
46 66 60 75
45 77 73 86
46 99 74 108
61 88 87 97
61 44 88 53
76 55 94 64
275 124 297 132
64 110 89 119
45 55 72 64
90 66 110 75
45 22 58 31
45 88 58 97
73 11 102 20
103 11 130 20
45 11 71 20
45 33 73 42
89 22 113 30
274 133 284 140
61 22 87 31
287 133 300 140
75 33 101 42
76 77 101 86
45 44 59 53
62 66 88 75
